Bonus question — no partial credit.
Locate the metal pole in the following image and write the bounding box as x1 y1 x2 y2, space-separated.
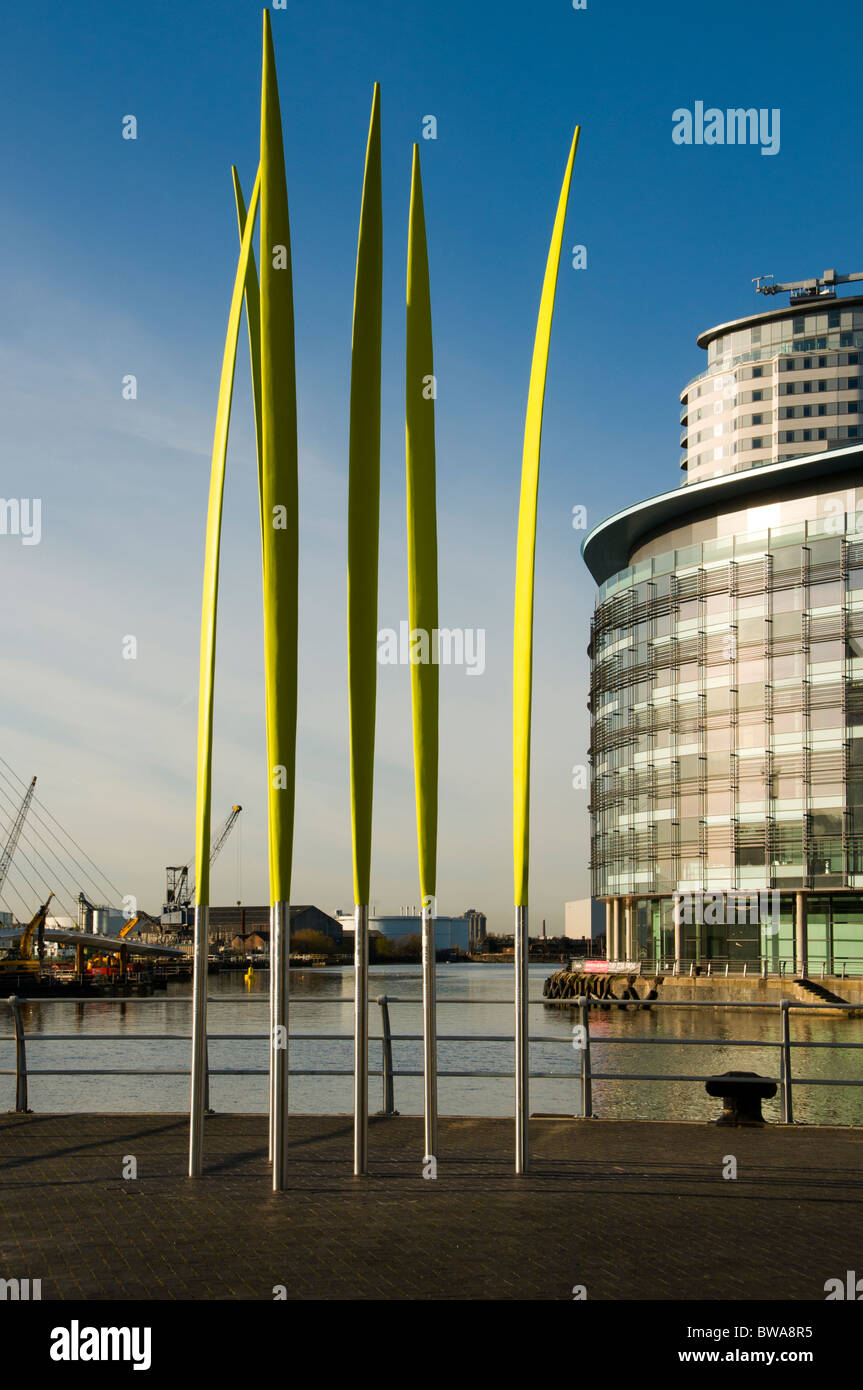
672 891 682 970
779 998 793 1123
515 903 529 1173
271 899 290 1192
188 903 208 1176
577 995 592 1119
795 890 808 977
421 901 438 1163
9 997 30 1114
353 902 369 1175
268 906 274 1161
376 994 396 1116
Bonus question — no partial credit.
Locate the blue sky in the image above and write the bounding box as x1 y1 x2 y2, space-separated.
0 0 860 931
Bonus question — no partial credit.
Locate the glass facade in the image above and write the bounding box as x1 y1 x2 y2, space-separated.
680 301 863 484
588 491 863 968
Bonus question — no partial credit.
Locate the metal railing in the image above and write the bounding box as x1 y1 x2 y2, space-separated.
2 992 861 1125
638 957 863 979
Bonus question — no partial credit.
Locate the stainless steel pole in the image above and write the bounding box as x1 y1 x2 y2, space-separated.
353 902 369 1175
515 902 529 1173
268 904 274 1163
271 899 290 1192
421 901 438 1162
188 903 209 1177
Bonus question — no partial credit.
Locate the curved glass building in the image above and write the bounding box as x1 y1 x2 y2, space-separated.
582 288 863 975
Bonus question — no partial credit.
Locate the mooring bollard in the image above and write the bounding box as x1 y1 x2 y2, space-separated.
705 1070 777 1126
8 996 31 1114
376 995 397 1116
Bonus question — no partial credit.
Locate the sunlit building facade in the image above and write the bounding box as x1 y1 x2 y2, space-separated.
583 291 863 974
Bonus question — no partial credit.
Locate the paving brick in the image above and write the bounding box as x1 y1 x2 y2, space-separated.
0 1113 861 1300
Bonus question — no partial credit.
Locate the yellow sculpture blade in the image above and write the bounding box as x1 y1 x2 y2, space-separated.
259 9 299 905
405 144 439 903
195 167 262 907
513 126 580 907
348 84 383 908
231 166 265 552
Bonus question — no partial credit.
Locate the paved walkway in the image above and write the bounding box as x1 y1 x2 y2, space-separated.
1 1114 861 1300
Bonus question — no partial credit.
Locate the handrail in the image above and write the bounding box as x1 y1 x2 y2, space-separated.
3 994 860 1123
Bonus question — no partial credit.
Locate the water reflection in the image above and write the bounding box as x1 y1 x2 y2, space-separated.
1 964 860 1125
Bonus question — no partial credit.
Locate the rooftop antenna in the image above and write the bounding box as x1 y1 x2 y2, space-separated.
753 268 863 305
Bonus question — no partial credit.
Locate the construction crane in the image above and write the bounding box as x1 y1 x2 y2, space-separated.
0 893 54 981
164 805 242 916
0 775 36 900
119 910 161 939
753 268 863 304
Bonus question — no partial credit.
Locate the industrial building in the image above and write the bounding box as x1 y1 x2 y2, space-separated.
334 908 484 955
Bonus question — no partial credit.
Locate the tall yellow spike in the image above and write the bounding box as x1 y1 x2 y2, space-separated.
194 166 262 911
348 84 382 910
406 142 440 1163
259 8 299 1194
512 126 580 1175
190 166 261 1178
513 126 580 908
259 9 298 907
405 143 439 907
348 84 383 1178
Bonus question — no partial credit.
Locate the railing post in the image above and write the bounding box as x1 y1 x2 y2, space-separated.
780 999 793 1124
8 997 30 1114
203 1037 214 1116
376 995 396 1116
577 996 592 1119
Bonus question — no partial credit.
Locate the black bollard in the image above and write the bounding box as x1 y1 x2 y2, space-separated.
705 1071 777 1126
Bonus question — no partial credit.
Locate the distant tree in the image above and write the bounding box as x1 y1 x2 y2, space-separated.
292 929 334 956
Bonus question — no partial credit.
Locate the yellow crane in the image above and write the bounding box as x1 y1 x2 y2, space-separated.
118 910 161 940
0 894 55 979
